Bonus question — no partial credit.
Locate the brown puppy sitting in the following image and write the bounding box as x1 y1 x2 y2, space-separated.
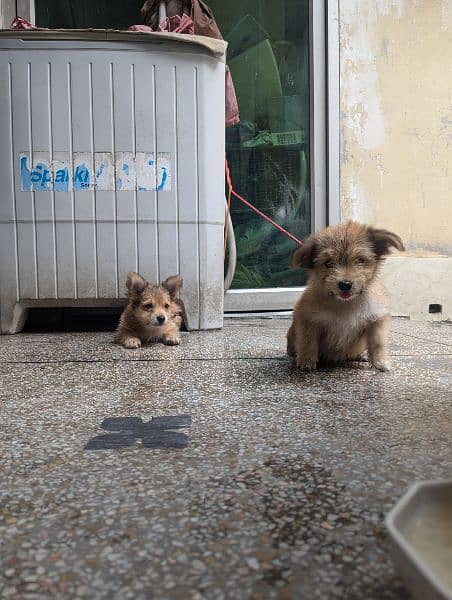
287 221 404 371
115 272 183 349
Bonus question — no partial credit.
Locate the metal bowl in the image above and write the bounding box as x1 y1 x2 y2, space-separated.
386 480 452 600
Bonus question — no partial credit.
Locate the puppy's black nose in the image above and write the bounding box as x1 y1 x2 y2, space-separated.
338 280 353 291
156 315 166 324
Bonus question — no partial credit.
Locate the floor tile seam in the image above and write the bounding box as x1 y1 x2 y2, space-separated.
0 353 451 366
0 356 289 366
392 329 452 348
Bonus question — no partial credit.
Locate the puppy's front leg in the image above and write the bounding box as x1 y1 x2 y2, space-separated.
287 323 296 357
367 316 391 372
162 322 181 346
293 320 319 371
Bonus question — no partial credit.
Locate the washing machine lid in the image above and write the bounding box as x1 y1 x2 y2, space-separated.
0 28 227 58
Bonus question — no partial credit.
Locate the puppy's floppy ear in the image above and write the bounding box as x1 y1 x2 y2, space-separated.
367 227 405 257
291 237 318 269
162 274 183 299
126 272 146 295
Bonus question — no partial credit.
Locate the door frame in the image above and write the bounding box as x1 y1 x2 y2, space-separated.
224 0 340 312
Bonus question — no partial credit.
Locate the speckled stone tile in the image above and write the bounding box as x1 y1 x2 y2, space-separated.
391 318 452 346
0 318 450 364
0 319 451 599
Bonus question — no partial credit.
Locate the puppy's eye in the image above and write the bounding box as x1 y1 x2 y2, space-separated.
143 302 154 310
164 303 170 309
355 257 366 265
325 261 335 269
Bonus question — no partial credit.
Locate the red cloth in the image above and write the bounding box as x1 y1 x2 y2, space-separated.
141 0 192 30
157 14 194 34
10 16 34 29
225 67 239 127
130 15 194 35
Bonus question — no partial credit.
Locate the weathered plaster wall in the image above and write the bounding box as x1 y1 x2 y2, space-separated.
340 0 452 256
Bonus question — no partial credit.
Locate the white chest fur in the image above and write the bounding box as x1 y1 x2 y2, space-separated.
311 294 389 357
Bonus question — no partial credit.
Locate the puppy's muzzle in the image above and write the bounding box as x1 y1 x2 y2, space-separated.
156 315 166 325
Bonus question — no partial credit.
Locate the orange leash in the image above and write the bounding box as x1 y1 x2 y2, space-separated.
224 159 303 253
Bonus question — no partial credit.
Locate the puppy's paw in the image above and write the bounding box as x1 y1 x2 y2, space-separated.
123 336 142 349
296 357 317 371
163 335 181 346
372 359 391 372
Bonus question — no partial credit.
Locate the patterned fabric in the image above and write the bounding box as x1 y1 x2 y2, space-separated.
157 14 194 34
10 16 35 29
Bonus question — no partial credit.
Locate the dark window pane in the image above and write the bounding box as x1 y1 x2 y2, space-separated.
35 1 143 29
212 0 311 288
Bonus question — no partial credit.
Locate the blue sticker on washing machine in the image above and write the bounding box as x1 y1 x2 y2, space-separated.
18 152 172 192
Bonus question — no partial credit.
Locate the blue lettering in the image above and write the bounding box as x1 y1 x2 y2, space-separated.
74 164 90 190
31 165 43 183
157 166 167 192
95 163 105 180
55 169 68 183
20 155 32 191
30 164 52 191
54 168 69 192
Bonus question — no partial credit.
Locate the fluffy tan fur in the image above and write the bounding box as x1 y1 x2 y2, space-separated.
115 272 183 349
287 221 404 371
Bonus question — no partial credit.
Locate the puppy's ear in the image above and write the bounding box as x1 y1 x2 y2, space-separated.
126 272 146 295
291 237 318 269
367 227 405 257
162 275 183 299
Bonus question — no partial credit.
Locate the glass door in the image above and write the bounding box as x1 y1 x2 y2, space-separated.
209 0 315 311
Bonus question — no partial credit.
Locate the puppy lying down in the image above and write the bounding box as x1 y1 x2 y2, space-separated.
287 221 404 371
115 272 183 349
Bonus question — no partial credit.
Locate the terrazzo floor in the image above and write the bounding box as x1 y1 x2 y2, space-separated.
0 316 451 599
